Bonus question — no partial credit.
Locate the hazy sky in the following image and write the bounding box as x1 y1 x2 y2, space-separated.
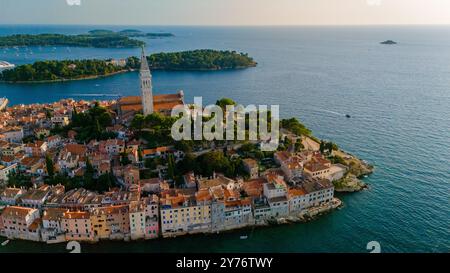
1 0 450 26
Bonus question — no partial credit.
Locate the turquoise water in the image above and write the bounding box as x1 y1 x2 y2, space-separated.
0 25 449 253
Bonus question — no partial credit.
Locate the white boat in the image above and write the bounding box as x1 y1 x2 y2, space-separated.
0 61 15 71
240 235 248 240
0 97 9 111
1 240 10 246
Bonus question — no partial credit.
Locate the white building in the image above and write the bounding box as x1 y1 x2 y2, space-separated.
0 163 18 183
129 201 146 240
0 127 24 143
41 208 66 243
0 187 25 205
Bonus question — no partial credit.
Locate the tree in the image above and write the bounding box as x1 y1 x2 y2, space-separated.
174 140 193 153
138 148 143 162
320 141 325 154
97 173 114 192
167 154 176 180
326 142 334 154
145 112 164 128
176 153 197 175
120 152 131 166
7 173 32 188
216 98 236 110
281 118 312 136
295 141 304 152
198 151 231 177
131 114 145 131
45 155 55 177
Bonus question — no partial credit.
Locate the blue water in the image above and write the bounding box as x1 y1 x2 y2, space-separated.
0 25 449 253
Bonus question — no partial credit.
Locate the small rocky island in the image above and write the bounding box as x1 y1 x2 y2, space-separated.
380 40 397 45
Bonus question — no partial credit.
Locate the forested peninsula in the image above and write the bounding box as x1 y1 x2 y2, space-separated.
0 50 257 83
0 29 174 48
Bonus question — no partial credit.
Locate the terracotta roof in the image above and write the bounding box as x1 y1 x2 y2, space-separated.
196 189 212 202
65 144 87 155
1 155 14 163
20 157 41 167
1 188 23 198
42 208 67 221
142 146 169 155
92 205 129 216
304 161 330 172
63 211 90 220
154 93 183 102
288 188 307 197
28 218 42 231
243 178 266 197
119 93 184 114
118 96 141 105
2 206 36 218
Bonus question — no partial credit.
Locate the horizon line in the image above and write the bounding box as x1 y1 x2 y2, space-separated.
1 23 450 27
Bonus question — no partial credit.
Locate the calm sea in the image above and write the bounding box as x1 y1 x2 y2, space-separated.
0 25 449 253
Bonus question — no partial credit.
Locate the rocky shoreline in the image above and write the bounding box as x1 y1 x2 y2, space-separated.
329 147 374 192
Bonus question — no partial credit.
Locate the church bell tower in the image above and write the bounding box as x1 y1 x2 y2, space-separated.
140 46 153 116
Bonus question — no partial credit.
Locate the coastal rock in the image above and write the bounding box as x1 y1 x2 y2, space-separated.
348 159 374 178
333 174 367 192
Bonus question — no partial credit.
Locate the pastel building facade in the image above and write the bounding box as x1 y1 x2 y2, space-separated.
129 201 146 240
62 211 96 242
144 196 159 239
1 206 41 241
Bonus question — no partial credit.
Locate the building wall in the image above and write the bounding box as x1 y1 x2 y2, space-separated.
2 208 40 241
129 211 145 240
161 203 212 237
211 201 225 232
268 201 289 217
62 218 95 242
223 204 252 231
91 213 110 240
144 203 159 239
0 163 17 182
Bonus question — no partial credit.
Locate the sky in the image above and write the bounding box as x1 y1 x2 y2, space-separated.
1 0 450 26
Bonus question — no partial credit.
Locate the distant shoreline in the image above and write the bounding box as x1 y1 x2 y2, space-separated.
0 70 131 84
0 65 257 84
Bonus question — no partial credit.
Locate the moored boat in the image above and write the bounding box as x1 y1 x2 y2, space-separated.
0 60 15 71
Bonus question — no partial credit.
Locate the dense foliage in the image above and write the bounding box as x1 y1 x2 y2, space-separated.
131 112 179 148
176 150 246 179
1 50 257 82
147 50 257 70
127 50 257 71
53 103 115 143
0 33 144 48
0 59 128 82
281 117 312 136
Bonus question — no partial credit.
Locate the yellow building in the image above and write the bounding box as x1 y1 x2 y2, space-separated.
90 209 110 240
160 189 212 237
